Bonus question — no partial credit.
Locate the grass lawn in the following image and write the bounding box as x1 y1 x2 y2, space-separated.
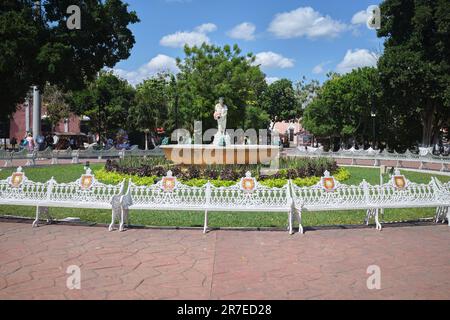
0 164 448 229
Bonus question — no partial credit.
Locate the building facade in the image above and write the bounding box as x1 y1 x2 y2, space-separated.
6 102 82 143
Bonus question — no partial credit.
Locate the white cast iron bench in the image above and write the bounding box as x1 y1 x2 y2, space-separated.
0 167 125 227
112 171 209 232
432 178 450 225
207 172 293 233
291 169 445 234
114 171 294 234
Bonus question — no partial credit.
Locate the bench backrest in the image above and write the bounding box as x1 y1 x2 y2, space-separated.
0 167 49 203
209 172 291 211
0 167 124 206
291 169 440 210
291 171 367 211
50 168 124 204
366 174 438 208
126 171 207 209
432 177 450 205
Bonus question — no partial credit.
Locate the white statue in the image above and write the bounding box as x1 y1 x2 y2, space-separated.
214 97 228 134
213 97 230 146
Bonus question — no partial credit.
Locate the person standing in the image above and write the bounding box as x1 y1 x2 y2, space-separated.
10 137 17 150
26 133 35 153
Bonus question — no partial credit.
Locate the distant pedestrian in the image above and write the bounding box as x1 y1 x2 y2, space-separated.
26 133 35 152
10 137 17 150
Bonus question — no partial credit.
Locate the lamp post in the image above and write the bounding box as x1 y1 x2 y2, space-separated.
144 129 150 150
371 99 377 149
32 85 41 141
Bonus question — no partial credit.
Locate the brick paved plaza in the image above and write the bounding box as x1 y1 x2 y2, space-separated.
0 221 449 300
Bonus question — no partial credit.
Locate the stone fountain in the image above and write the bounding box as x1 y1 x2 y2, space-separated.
161 98 280 165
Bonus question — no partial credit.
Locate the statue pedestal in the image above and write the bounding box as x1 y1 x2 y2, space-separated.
213 132 231 147
160 145 280 165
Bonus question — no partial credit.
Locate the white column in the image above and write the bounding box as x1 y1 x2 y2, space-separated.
25 98 30 133
32 86 41 140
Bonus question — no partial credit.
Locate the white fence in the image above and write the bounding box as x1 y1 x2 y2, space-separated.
293 147 450 172
1 146 164 167
0 167 448 233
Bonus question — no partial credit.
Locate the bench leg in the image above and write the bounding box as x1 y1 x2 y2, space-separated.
375 209 382 231
119 208 129 232
109 208 118 231
32 206 51 228
436 207 449 225
365 209 373 226
32 206 40 228
297 208 304 235
288 208 293 235
203 210 208 234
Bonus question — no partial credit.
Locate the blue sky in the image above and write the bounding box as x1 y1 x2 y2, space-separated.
113 0 383 86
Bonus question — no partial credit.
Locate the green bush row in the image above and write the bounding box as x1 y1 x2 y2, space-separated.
94 167 351 188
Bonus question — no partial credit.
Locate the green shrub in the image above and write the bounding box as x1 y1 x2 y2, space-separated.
334 167 351 182
181 178 208 187
292 176 321 187
96 166 351 189
259 179 288 188
95 169 157 186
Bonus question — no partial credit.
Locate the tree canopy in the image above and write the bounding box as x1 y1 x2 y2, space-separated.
262 79 299 128
0 0 139 121
129 75 170 133
302 68 381 149
69 72 135 142
377 0 450 147
174 44 268 131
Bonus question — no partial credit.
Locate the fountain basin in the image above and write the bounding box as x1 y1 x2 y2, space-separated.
160 145 280 165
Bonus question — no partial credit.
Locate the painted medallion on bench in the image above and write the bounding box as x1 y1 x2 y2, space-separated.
161 171 177 192
80 168 94 190
240 172 257 193
392 169 407 190
321 171 337 192
9 167 26 188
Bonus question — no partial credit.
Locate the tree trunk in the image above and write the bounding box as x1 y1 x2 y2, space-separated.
421 103 436 147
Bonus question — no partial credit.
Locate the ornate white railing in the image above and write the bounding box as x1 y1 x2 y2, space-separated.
0 167 125 227
292 147 450 171
2 146 164 167
0 167 448 234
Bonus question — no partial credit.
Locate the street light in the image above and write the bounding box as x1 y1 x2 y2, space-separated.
371 97 377 149
144 129 150 150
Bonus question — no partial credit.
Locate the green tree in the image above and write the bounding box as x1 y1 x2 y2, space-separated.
303 68 381 150
0 0 139 122
70 72 135 143
262 79 299 129
174 43 268 132
295 77 322 111
42 83 71 132
377 0 450 147
129 75 170 148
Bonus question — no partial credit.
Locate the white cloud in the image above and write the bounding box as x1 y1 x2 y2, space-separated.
195 23 217 33
312 61 331 74
336 49 378 74
312 64 324 75
160 23 217 48
253 52 295 69
265 77 280 84
351 10 370 25
227 22 256 41
113 54 179 86
268 7 348 39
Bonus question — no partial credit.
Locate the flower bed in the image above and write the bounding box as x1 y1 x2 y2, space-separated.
101 157 351 187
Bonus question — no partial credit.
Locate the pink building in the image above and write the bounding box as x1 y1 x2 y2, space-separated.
8 102 82 142
272 120 312 147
